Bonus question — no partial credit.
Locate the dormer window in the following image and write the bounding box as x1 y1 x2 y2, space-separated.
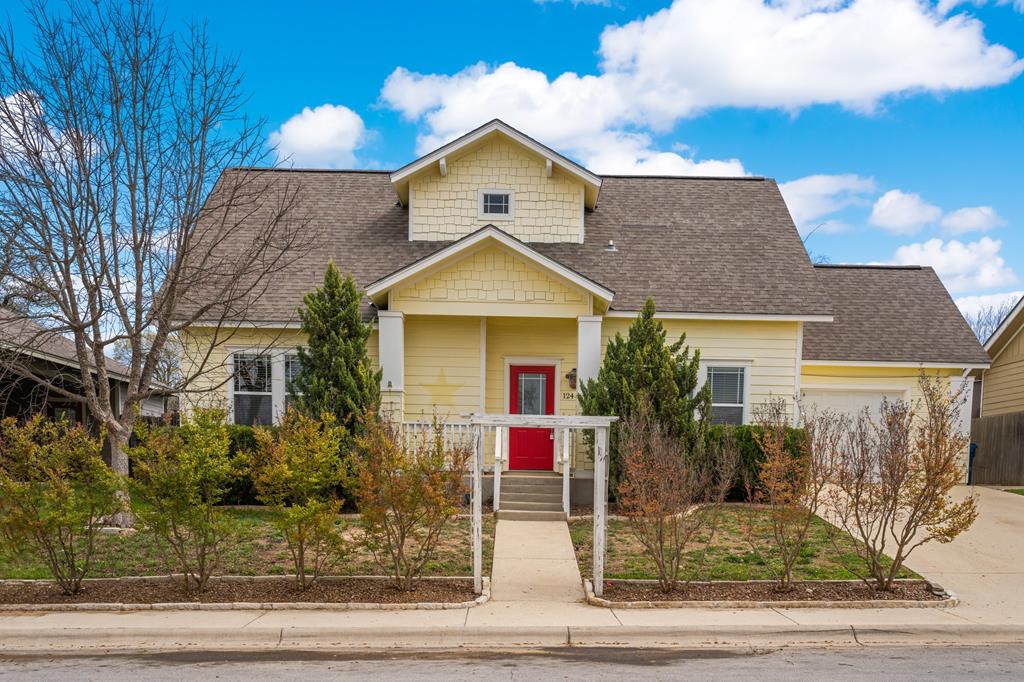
479 189 514 220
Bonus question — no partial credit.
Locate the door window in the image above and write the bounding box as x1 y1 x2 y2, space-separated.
517 372 547 415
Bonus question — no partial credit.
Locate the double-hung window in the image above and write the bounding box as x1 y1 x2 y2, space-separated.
285 354 302 413
232 353 273 426
708 366 746 426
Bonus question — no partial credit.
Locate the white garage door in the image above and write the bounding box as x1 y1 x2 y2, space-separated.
800 388 907 422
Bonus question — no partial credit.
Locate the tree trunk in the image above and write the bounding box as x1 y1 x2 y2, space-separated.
107 434 135 528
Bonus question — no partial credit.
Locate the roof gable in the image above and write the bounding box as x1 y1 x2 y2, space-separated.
366 225 614 306
984 295 1024 360
389 120 602 208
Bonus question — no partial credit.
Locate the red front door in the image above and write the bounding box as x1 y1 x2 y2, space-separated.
508 365 555 470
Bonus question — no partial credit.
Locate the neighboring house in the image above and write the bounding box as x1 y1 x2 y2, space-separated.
0 310 167 460
977 296 1024 418
178 119 987 485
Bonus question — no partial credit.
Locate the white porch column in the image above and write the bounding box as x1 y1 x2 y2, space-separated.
377 311 405 391
577 315 603 388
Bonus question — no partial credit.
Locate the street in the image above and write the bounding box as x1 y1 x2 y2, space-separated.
1 646 1022 681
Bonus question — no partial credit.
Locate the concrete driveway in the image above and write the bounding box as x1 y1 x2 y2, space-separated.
908 485 1024 625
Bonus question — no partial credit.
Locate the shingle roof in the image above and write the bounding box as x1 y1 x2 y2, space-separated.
0 310 134 380
178 170 833 322
802 265 989 366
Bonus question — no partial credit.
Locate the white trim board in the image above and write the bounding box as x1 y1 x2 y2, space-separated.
365 226 615 303
604 310 833 323
801 360 990 370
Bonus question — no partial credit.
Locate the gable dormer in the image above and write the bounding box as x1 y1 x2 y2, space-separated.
389 120 601 244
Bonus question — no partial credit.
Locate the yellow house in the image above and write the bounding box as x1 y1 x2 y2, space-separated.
978 296 1024 417
179 120 987 491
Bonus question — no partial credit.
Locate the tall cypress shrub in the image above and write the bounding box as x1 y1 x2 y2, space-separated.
579 297 711 493
292 262 381 436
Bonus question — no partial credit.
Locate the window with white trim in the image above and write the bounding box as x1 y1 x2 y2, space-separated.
285 354 302 413
232 353 273 426
478 189 513 219
708 366 746 426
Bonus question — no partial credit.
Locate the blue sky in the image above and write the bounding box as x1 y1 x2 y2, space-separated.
4 0 1023 315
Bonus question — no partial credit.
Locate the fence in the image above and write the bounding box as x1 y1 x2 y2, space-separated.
970 412 1024 485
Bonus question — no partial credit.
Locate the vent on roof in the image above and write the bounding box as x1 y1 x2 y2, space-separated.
605 239 618 252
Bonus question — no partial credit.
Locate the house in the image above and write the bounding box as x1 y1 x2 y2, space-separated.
0 310 168 461
178 119 987 487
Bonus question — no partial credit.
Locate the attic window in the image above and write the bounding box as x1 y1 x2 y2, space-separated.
479 189 513 220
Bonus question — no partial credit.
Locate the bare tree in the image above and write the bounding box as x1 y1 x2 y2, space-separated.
826 374 978 591
963 298 1019 343
0 0 314 510
616 403 736 593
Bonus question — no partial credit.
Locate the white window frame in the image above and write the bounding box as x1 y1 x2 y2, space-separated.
699 360 753 425
227 348 295 426
478 188 515 220
284 353 303 414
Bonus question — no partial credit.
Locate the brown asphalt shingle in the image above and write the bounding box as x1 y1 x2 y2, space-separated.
802 265 989 365
178 170 832 322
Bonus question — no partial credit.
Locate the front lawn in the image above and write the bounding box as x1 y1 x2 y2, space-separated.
570 504 917 582
0 508 495 580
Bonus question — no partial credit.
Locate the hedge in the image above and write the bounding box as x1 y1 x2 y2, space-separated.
707 424 806 500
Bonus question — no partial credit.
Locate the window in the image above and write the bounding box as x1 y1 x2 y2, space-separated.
233 352 273 426
478 189 514 219
285 354 302 413
708 366 746 425
517 372 547 415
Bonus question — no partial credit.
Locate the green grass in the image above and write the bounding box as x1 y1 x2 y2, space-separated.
570 504 917 582
1004 488 1024 497
0 508 495 580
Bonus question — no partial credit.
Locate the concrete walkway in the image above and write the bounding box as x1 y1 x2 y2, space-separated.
489 520 584 603
2 487 1023 651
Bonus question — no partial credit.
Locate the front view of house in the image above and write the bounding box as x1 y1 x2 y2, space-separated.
181 120 988 487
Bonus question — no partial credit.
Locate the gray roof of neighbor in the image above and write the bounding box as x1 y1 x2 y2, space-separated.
0 310 133 380
802 265 990 365
179 169 833 322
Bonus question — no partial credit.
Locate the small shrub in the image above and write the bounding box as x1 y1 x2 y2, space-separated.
616 405 736 593
0 415 125 595
351 414 469 591
221 424 273 505
827 373 978 591
742 398 839 591
249 409 347 589
129 408 234 594
706 424 805 499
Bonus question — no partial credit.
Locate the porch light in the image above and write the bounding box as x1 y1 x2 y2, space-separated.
565 368 577 390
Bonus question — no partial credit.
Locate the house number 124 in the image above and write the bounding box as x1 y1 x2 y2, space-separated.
562 392 575 400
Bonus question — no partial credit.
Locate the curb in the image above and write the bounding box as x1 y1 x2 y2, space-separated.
2 623 1024 652
0 576 490 612
583 579 959 610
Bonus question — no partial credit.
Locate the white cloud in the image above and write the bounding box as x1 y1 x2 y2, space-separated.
869 189 943 233
381 0 1021 174
939 1 1024 14
940 205 1006 234
268 104 367 168
778 174 876 233
955 290 1023 319
891 236 1018 293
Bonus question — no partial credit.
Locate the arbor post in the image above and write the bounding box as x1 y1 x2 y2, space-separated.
472 423 484 594
593 425 609 597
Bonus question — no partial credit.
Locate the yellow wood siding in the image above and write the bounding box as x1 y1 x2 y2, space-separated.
391 244 591 318
982 327 1024 416
409 138 584 243
600 318 801 416
179 327 378 416
403 316 480 422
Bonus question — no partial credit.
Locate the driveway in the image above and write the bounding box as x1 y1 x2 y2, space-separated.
908 485 1024 625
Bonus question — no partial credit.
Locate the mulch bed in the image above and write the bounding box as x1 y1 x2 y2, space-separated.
0 577 476 605
601 579 943 603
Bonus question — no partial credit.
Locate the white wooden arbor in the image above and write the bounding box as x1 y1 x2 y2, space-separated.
466 413 618 597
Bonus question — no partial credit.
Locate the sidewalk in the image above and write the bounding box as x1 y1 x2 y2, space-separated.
1 487 1022 651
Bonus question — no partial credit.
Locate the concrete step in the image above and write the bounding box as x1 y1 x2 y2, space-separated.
500 476 562 494
501 491 562 504
500 500 564 512
495 509 567 522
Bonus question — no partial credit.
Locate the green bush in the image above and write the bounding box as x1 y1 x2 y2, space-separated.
707 424 805 500
222 424 272 505
0 415 125 595
130 408 236 594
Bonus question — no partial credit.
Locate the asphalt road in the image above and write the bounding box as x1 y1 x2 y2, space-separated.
1 646 1023 681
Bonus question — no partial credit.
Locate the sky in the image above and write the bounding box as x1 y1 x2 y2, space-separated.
3 0 1022 318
